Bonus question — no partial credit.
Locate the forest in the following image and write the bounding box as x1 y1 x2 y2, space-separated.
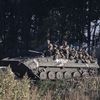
0 0 100 58
0 1 100 100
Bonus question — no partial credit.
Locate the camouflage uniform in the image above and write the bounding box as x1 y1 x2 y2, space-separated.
45 40 53 56
69 47 77 60
82 49 90 63
62 41 69 59
53 49 61 60
59 46 65 59
75 48 85 63
89 56 95 63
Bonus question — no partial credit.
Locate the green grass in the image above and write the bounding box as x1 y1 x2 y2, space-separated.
0 66 100 100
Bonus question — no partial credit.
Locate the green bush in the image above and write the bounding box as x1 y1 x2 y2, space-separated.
0 66 30 100
0 66 100 100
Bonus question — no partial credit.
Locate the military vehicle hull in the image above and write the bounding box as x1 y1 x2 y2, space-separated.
0 56 99 80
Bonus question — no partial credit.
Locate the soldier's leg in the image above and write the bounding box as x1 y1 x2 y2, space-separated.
75 55 79 63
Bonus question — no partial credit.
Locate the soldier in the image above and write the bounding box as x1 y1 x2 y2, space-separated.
82 48 95 63
52 43 58 54
75 48 85 63
89 55 95 63
69 47 77 60
59 46 65 59
78 48 83 58
53 44 57 59
82 55 89 63
62 40 69 59
47 39 53 56
82 48 89 57
82 48 90 63
63 40 67 46
53 48 61 60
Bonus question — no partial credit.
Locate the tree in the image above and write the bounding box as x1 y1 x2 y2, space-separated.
0 0 100 57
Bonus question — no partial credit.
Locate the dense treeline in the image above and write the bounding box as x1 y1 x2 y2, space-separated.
0 0 100 58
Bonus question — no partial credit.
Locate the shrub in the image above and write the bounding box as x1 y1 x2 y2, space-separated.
0 66 100 100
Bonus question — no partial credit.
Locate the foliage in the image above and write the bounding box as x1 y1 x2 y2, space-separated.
0 67 100 100
0 67 30 100
0 0 100 57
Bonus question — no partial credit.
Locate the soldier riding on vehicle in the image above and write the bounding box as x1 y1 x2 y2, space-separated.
45 39 53 56
62 40 69 59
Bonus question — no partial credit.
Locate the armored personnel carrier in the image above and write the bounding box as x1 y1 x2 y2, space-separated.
0 50 99 80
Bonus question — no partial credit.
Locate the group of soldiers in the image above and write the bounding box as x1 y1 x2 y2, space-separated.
44 40 95 63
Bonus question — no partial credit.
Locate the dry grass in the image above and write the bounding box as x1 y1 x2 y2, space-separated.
0 67 100 100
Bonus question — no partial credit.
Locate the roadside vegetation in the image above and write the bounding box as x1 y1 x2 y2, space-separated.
0 67 100 100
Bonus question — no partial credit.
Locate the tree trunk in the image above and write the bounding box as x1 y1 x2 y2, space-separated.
87 20 91 54
92 20 97 50
87 0 92 54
